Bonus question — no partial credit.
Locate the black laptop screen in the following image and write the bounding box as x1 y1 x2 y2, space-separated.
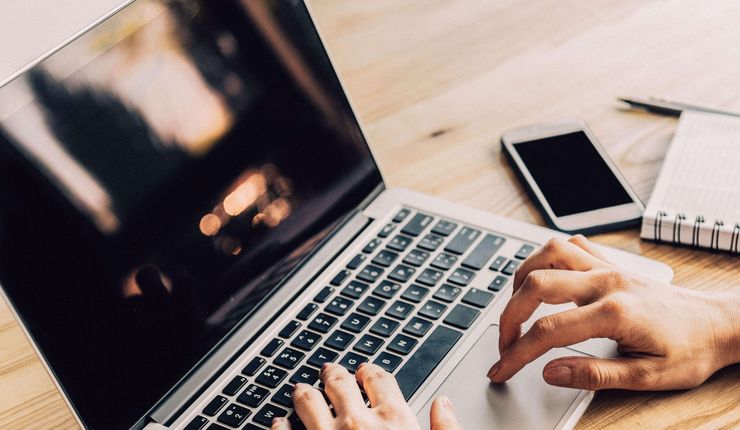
0 1 381 428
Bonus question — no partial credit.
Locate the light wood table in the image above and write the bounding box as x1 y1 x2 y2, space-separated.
1 0 739 428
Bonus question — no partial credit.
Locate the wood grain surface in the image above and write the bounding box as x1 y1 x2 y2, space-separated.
1 0 739 428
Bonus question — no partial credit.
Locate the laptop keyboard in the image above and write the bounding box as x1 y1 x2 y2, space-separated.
182 208 535 430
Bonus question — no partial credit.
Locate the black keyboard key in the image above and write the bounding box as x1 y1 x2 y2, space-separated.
325 329 356 351
184 416 208 430
515 243 536 260
291 330 322 351
416 268 443 286
242 356 266 376
462 288 494 308
330 269 350 286
395 326 462 400
308 313 338 334
203 395 228 416
392 208 411 223
272 384 294 408
444 304 480 329
256 366 287 388
447 267 475 286
386 300 415 320
388 334 418 355
445 227 481 255
418 233 444 251
237 384 269 408
217 403 251 428
253 404 288 427
431 219 458 236
418 300 447 320
288 413 306 430
274 347 305 370
307 347 339 367
403 316 433 337
374 352 403 373
357 296 385 316
279 320 302 339
488 275 509 292
430 253 457 270
461 234 506 270
357 265 384 283
222 375 248 396
206 423 229 430
326 296 354 316
314 286 334 303
373 280 401 299
338 351 368 373
341 280 370 299
261 338 284 357
401 213 434 236
347 254 366 270
501 260 520 276
433 284 462 303
388 264 416 283
400 284 430 303
290 365 320 385
243 425 263 430
378 222 396 238
363 238 381 253
387 235 413 252
371 250 398 268
370 317 400 337
354 334 384 355
489 256 507 271
403 249 430 267
341 312 371 333
297 303 318 321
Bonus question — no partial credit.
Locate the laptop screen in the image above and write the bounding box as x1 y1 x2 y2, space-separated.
0 1 381 428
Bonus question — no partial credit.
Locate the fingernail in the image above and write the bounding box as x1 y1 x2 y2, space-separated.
440 395 454 412
272 417 287 424
487 362 500 380
543 366 572 385
321 363 330 373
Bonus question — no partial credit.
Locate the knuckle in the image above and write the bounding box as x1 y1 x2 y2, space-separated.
582 364 607 390
292 386 315 403
599 295 628 322
601 270 628 290
376 404 402 420
323 365 351 385
530 317 557 342
523 270 548 293
337 415 361 430
543 238 566 254
359 363 388 382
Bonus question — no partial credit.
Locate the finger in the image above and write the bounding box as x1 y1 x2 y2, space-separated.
292 383 334 429
490 303 614 382
271 416 292 430
355 363 405 408
499 270 605 352
513 238 608 294
568 235 612 264
430 396 463 430
543 356 657 390
321 363 366 417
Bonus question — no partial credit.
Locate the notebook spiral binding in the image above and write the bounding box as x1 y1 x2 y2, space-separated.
651 209 740 253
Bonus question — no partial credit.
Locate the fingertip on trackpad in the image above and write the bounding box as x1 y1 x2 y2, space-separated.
416 324 592 430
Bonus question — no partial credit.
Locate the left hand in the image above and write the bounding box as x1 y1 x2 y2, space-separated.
270 362 462 430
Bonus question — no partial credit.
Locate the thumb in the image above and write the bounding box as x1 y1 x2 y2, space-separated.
430 396 463 430
543 357 652 390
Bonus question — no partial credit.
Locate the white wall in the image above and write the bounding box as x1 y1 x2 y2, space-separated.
0 0 128 85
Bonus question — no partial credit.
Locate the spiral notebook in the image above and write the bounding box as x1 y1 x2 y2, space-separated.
640 111 740 253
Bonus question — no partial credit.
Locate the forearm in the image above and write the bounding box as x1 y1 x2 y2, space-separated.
709 287 740 369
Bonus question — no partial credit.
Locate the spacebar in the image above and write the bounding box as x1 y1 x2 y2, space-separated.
395 325 463 400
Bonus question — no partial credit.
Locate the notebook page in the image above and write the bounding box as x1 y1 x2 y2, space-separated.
645 110 740 223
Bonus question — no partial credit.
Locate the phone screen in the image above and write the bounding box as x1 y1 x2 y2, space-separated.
513 131 634 217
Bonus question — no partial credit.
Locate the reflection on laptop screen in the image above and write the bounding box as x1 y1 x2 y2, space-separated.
0 1 381 428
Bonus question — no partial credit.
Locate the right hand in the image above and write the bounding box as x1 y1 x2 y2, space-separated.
488 235 740 391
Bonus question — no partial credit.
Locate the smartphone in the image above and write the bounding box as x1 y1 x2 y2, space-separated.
501 119 644 234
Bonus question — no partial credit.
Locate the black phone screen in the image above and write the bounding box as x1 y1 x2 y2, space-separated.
513 131 634 217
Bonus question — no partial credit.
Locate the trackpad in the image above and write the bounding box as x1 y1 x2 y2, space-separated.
416 324 589 430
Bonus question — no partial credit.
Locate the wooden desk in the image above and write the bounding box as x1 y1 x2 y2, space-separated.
1 0 738 428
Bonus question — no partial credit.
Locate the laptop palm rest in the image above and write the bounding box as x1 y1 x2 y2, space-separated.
416 324 589 430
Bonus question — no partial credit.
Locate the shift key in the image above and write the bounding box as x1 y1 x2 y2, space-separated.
444 227 481 255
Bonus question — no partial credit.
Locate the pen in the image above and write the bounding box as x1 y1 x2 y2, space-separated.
618 96 740 118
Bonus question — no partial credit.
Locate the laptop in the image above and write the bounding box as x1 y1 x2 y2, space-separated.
0 1 673 429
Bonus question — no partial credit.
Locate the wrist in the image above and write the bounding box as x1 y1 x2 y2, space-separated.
706 288 740 369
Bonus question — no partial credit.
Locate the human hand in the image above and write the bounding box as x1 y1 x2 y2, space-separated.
271 363 462 430
488 235 740 391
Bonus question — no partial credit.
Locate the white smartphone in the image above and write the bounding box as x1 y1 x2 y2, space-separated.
501 119 644 234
